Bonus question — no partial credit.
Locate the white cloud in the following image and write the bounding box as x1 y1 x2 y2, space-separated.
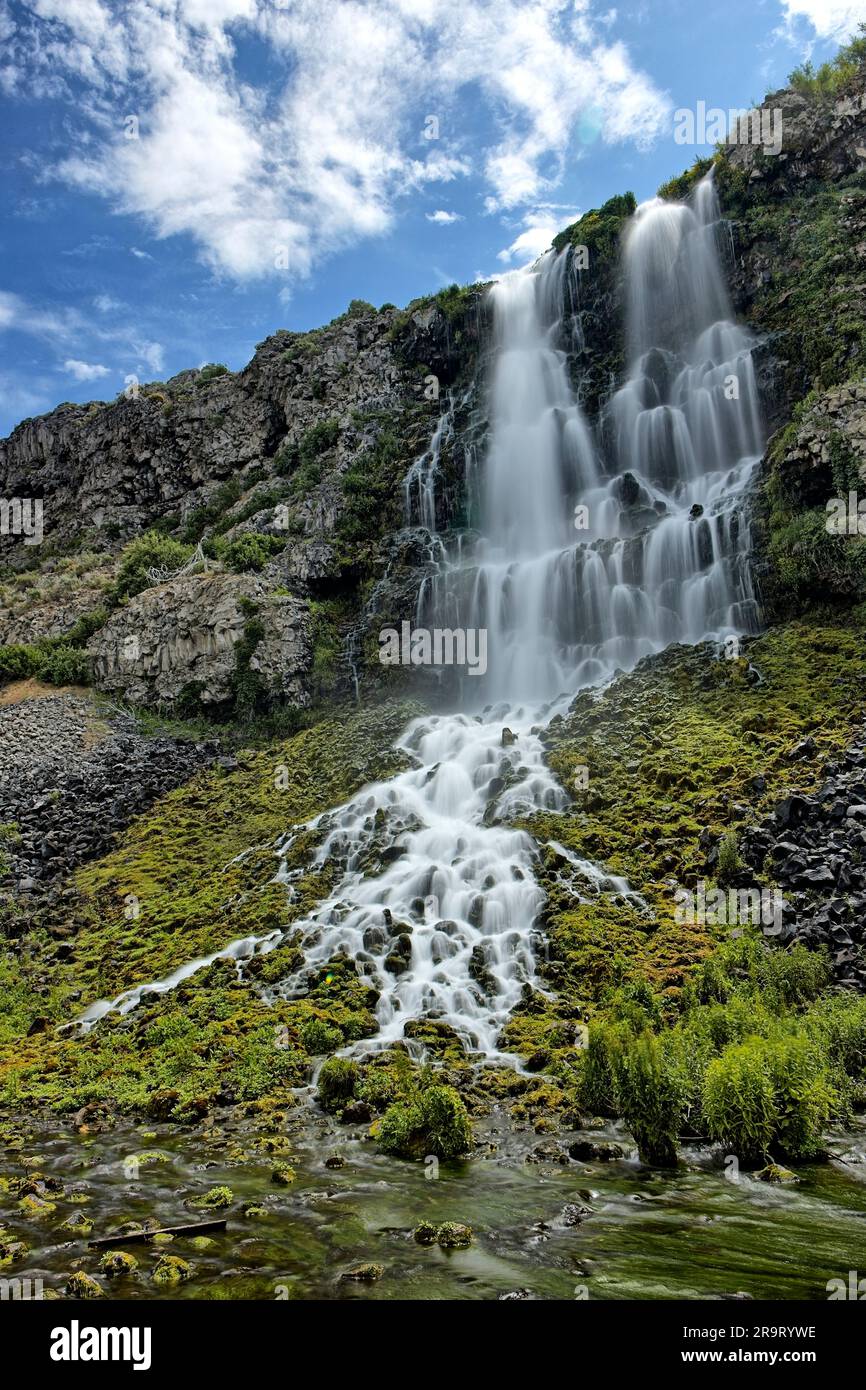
93 293 122 312
497 204 580 265
63 357 109 380
779 0 864 41
4 0 670 283
0 288 164 377
129 246 154 260
427 209 462 224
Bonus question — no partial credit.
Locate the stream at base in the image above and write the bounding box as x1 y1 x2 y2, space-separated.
3 1111 865 1300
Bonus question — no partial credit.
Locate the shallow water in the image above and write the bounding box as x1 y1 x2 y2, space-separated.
4 1109 865 1301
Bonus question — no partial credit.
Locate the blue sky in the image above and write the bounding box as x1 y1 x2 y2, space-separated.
0 0 861 436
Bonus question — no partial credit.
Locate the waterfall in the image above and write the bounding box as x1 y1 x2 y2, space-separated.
77 175 764 1061
429 171 761 702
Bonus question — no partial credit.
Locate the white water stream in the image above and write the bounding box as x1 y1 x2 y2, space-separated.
78 175 764 1060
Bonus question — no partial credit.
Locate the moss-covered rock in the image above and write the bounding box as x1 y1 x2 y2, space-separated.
152 1254 192 1285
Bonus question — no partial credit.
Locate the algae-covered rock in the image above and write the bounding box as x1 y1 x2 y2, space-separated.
339 1263 383 1282
756 1162 800 1184
436 1222 472 1249
190 1184 234 1209
152 1254 192 1285
412 1221 439 1245
270 1164 297 1186
99 1250 139 1277
58 1212 94 1237
65 1270 104 1299
18 1193 57 1218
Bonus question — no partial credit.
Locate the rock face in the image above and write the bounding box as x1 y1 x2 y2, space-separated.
723 83 866 191
0 293 485 710
87 572 311 709
772 383 866 511
0 301 482 559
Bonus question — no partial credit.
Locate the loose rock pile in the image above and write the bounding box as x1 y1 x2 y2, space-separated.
739 729 866 989
0 693 217 907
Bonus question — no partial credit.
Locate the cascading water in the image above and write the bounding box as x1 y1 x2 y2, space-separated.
430 170 762 700
78 174 764 1061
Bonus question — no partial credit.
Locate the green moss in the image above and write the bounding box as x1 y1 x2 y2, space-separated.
552 192 637 257
657 157 714 202
190 1185 233 1209
0 702 418 1115
99 1250 138 1277
152 1254 192 1284
66 1270 104 1298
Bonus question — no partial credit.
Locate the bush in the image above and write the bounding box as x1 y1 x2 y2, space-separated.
788 27 866 98
578 1020 627 1116
716 829 741 885
317 1056 358 1113
378 1083 473 1160
112 531 194 601
197 362 229 383
37 643 90 685
0 639 90 687
806 994 866 1080
703 1038 777 1165
616 1031 685 1167
703 1034 834 1165
219 533 285 573
300 1018 342 1055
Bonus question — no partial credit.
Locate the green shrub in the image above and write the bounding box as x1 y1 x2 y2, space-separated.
716 829 741 886
616 1031 685 1167
220 533 285 573
300 1018 342 1055
0 638 89 687
338 428 405 544
766 1036 835 1160
788 27 866 98
37 643 89 685
552 191 637 257
578 1020 628 1116
181 477 245 542
197 362 229 383
806 993 866 1079
703 1038 777 1165
112 530 194 600
703 1034 834 1165
317 1056 358 1113
378 1083 473 1160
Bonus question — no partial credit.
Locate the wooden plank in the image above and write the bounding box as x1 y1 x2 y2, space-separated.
88 1218 227 1248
